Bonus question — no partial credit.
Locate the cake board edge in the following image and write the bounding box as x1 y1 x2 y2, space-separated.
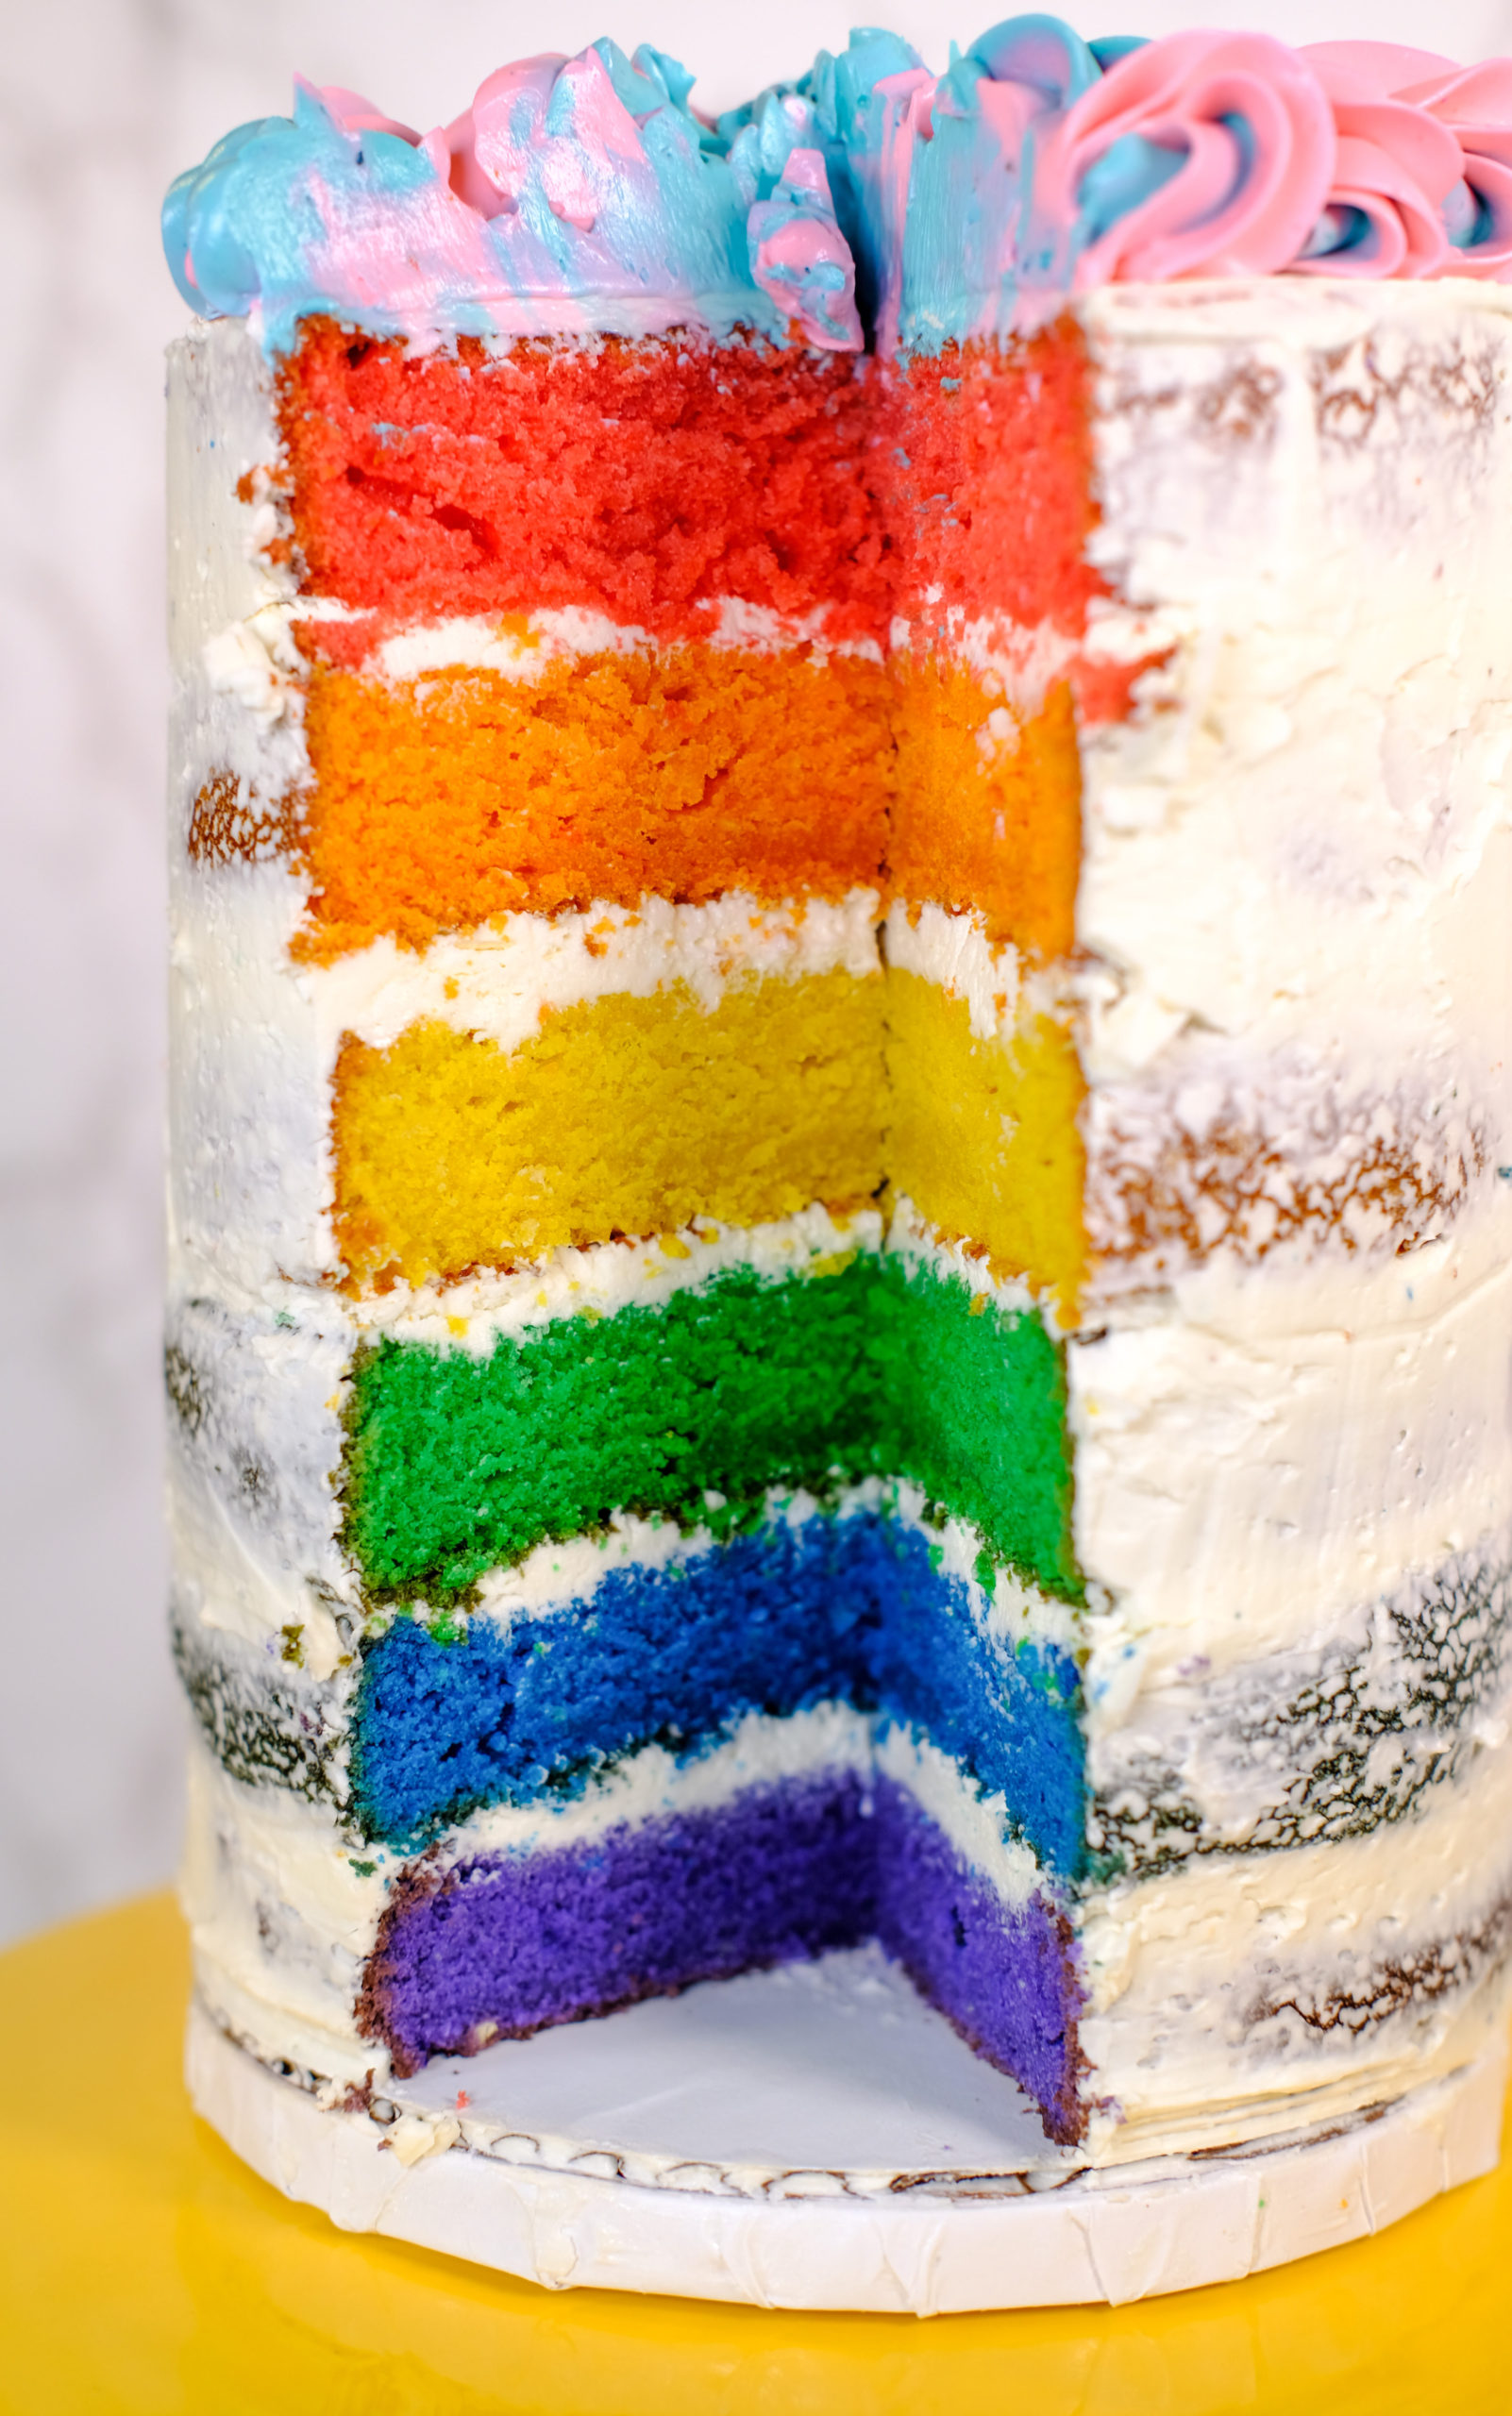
184 2001 1507 2313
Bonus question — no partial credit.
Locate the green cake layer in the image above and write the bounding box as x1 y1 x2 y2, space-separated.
342 1253 1079 1605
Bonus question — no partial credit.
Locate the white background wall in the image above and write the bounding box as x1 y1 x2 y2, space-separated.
4 0 1511 1948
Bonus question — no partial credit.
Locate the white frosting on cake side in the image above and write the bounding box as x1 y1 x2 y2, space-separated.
1076 279 1512 1309
1071 1249 1512 1689
1078 1713 1512 2162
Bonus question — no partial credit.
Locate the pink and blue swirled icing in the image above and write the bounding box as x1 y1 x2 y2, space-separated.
162 42 857 354
161 22 1512 357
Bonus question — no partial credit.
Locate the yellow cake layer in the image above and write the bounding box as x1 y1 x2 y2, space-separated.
884 969 1086 1320
332 969 887 1291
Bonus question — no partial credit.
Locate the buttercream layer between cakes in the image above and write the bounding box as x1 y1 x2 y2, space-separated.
174 1481 1512 1886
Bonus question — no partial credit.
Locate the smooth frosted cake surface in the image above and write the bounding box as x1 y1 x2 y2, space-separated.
166 24 1512 2177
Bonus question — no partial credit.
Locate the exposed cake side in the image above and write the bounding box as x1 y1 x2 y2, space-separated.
168 309 1100 2142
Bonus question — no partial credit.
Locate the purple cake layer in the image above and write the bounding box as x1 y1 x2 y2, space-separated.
358 1770 1086 2143
876 1781 1086 2142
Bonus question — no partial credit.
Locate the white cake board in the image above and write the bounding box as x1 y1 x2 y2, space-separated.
188 1946 1506 2313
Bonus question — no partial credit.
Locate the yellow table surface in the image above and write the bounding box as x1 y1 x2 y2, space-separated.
1 1893 1509 2416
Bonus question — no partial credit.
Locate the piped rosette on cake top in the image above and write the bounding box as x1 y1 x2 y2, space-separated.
167 23 1512 2167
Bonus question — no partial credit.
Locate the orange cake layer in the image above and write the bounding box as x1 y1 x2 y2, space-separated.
287 647 893 958
889 672 1082 961
193 656 1080 968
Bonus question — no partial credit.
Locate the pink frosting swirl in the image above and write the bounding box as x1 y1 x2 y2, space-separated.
1397 57 1512 274
432 51 666 232
1033 32 1336 286
1299 46 1470 276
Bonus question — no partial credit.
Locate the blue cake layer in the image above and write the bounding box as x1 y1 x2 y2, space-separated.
351 1510 1085 1876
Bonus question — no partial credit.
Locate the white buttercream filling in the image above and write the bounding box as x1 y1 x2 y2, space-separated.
311 888 881 1057
375 607 650 680
882 898 1024 1042
884 1195 1040 1319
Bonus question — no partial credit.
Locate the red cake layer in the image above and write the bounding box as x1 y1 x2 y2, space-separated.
881 332 1168 725
881 328 1106 642
271 319 1163 726
271 320 1140 673
277 323 892 645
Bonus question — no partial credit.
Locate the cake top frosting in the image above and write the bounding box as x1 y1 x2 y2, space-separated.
162 20 1512 355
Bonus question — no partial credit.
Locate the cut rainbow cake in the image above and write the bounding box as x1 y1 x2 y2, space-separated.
165 24 1512 2192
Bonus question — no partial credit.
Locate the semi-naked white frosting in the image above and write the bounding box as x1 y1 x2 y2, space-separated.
1072 1249 1512 1689
1078 1715 1512 2162
1075 280 1512 1314
168 287 1512 2164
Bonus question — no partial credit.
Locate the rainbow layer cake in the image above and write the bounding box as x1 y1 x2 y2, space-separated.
165 24 1512 2172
